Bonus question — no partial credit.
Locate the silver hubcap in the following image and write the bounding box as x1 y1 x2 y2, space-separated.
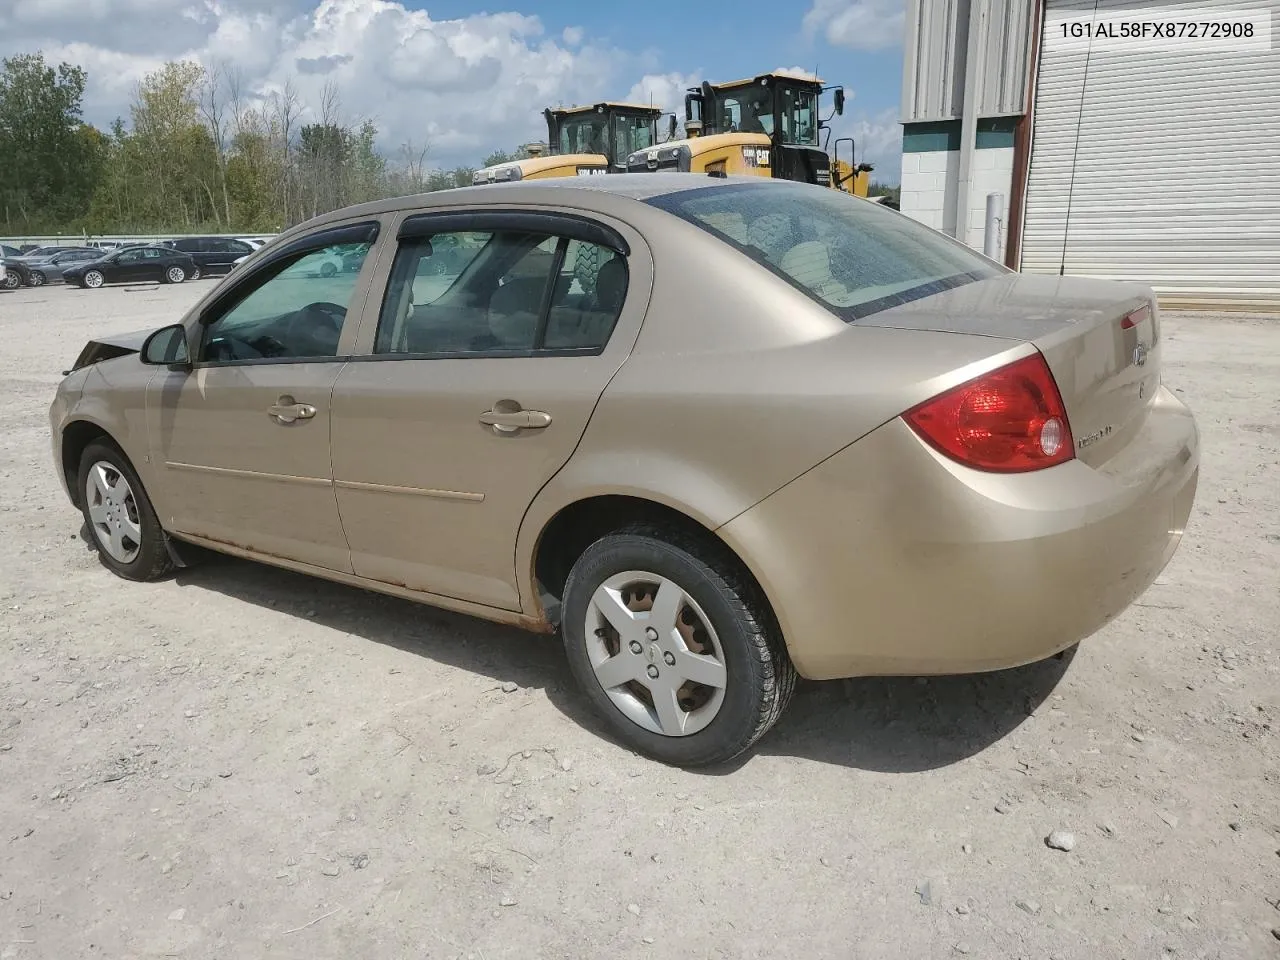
167 267 184 282
586 571 728 737
85 462 142 564
86 272 103 288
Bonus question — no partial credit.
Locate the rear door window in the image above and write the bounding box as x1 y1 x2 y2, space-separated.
375 228 627 356
647 182 1005 321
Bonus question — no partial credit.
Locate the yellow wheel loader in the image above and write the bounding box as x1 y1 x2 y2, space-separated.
472 103 676 185
623 72 873 197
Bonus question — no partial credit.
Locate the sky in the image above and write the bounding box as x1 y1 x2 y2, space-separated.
0 0 907 183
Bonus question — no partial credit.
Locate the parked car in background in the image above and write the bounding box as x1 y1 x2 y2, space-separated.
14 245 85 262
22 247 101 286
1 257 32 289
60 245 197 289
161 237 256 278
1 244 23 259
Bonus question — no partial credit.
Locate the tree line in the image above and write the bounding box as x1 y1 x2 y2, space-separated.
0 52 899 237
0 53 525 236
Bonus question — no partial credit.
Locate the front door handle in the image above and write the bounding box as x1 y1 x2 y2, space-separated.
479 406 552 434
268 396 317 424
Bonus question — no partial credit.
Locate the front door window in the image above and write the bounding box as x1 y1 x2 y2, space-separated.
201 242 373 363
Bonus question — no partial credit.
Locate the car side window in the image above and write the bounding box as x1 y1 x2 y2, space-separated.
375 229 627 356
199 241 373 364
142 248 162 259
116 250 140 263
543 240 628 350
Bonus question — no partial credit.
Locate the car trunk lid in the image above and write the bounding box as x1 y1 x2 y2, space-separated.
855 272 1161 468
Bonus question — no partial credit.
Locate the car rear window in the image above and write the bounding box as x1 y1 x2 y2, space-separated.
646 181 1006 321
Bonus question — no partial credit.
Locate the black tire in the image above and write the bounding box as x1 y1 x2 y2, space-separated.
28 271 45 287
76 440 174 582
561 524 796 767
320 262 337 278
188 265 201 281
2 272 20 290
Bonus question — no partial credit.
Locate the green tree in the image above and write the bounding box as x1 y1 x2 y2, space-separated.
0 53 101 231
481 146 530 168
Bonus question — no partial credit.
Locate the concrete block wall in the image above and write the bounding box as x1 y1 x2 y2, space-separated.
900 150 961 235
899 118 1018 260
961 146 1015 257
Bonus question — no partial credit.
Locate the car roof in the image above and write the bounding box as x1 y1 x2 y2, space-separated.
331 173 771 216
265 174 792 250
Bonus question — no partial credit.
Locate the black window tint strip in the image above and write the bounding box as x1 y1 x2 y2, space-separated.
398 209 629 257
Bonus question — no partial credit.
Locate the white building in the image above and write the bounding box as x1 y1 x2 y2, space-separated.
899 0 1280 309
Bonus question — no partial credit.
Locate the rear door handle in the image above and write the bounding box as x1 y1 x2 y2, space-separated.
268 396 317 424
479 407 552 434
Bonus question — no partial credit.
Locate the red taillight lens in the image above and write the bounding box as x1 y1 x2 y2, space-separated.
904 352 1074 472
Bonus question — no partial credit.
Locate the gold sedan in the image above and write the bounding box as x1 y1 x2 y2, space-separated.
48 175 1199 767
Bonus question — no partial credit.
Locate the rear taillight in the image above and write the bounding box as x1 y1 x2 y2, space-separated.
904 352 1074 472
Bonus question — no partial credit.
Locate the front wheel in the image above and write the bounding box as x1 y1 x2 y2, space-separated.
82 270 105 289
188 265 201 281
164 266 186 284
77 441 174 581
2 272 20 290
561 525 796 767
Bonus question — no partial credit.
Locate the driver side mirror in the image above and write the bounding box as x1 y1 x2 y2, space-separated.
834 88 845 116
140 323 191 370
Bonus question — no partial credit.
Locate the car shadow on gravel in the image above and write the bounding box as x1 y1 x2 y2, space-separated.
168 549 1073 775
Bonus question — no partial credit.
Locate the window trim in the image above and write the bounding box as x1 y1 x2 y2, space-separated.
190 219 380 367
374 219 629 360
397 209 629 258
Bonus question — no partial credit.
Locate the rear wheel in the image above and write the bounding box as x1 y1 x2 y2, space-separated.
82 270 104 289
28 271 45 287
164 266 186 284
561 525 796 767
188 265 201 281
77 441 174 581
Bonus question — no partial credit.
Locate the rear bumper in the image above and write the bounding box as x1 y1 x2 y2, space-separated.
719 386 1199 680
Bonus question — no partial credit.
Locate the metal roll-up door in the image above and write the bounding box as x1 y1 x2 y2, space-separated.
1020 0 1280 308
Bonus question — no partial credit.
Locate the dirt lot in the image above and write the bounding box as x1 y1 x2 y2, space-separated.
1 280 1277 960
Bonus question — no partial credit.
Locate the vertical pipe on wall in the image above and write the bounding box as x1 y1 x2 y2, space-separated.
1006 0 1045 268
954 0 989 243
984 192 1004 259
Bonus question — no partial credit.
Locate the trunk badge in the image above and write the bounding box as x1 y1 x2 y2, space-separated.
1132 343 1148 367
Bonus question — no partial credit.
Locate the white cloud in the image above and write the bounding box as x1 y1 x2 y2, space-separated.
773 66 822 82
622 71 701 130
803 0 905 51
0 0 672 167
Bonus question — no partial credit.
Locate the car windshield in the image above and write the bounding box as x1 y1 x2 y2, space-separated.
646 182 1006 321
558 115 608 156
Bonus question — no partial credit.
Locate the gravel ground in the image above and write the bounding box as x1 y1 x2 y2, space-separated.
1 281 1278 960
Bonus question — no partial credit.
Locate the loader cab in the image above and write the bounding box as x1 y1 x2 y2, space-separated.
691 73 846 187
544 103 671 171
